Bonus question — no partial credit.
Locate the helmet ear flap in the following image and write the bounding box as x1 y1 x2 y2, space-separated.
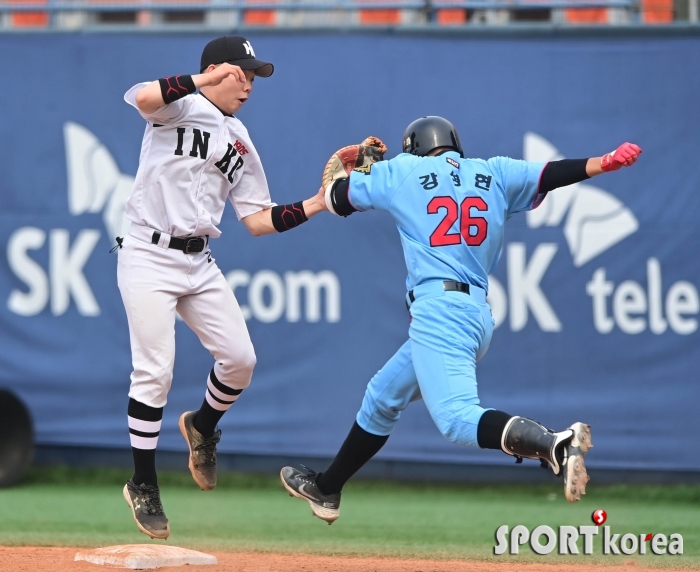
403 132 418 155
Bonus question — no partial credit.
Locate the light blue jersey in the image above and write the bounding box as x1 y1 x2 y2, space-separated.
349 151 547 447
348 151 546 292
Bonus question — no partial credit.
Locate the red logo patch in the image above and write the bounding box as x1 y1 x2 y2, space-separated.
591 509 607 526
234 140 249 155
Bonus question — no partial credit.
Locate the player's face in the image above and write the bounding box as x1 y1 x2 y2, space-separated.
217 69 255 115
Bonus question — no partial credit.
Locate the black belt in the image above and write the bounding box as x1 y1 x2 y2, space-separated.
408 280 470 304
152 231 207 254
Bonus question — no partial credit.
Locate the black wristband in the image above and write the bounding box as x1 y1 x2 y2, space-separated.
158 75 197 105
271 201 308 233
330 178 357 217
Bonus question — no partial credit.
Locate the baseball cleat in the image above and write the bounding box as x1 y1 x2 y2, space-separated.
562 422 592 503
179 411 221 491
501 416 593 502
280 465 340 524
123 480 170 540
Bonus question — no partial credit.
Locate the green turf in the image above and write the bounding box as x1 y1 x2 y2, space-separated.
0 467 698 569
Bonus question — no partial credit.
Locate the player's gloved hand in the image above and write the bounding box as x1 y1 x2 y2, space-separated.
600 142 642 172
321 136 388 190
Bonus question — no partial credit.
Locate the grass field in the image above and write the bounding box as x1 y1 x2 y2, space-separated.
0 467 698 569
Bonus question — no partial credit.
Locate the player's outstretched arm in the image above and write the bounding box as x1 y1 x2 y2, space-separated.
241 187 327 236
538 142 642 196
134 64 247 114
242 136 387 235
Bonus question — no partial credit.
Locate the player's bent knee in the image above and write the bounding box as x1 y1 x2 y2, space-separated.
437 418 463 444
230 338 257 366
128 382 170 410
128 367 174 407
435 410 482 447
357 402 401 436
216 343 256 389
236 345 257 378
217 366 254 390
376 404 402 425
356 411 395 437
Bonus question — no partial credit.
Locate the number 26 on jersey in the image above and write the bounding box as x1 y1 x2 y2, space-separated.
427 197 488 247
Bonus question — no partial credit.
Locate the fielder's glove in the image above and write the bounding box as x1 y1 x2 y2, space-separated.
321 136 388 190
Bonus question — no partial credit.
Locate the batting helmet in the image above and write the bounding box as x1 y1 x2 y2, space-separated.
402 116 463 158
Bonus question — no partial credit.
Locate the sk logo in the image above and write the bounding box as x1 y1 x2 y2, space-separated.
419 173 438 190
64 122 133 241
524 132 638 267
243 41 255 57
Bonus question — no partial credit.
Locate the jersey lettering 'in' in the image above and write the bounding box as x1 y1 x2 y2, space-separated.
173 127 211 160
214 143 245 183
189 129 210 159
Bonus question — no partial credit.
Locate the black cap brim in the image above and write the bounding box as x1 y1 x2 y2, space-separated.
228 58 274 78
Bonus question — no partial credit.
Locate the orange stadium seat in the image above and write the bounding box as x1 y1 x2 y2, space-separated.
437 9 466 23
244 0 277 26
564 0 608 24
359 9 401 24
356 0 401 24
565 7 608 22
9 0 49 27
243 10 276 24
436 0 467 24
642 0 673 21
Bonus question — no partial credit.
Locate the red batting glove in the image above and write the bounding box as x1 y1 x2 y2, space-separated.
600 142 642 172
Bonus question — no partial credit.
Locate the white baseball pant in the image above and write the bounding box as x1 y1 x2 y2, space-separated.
117 223 256 409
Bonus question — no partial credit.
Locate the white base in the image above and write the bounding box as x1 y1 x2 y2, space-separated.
75 544 217 569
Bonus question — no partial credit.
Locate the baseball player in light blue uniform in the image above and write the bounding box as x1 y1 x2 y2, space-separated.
280 116 642 524
349 150 543 448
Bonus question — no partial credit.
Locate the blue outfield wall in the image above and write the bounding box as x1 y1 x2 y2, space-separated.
0 33 699 471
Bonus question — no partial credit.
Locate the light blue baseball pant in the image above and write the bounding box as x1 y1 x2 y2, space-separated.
356 281 495 447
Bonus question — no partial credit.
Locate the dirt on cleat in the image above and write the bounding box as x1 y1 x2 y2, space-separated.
563 422 592 503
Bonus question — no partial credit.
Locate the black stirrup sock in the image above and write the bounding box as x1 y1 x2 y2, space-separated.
193 368 243 437
315 422 389 495
128 398 163 487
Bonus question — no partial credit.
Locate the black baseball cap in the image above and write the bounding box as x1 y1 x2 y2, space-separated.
200 36 274 77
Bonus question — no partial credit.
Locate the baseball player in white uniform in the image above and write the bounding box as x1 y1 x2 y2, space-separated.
118 36 325 539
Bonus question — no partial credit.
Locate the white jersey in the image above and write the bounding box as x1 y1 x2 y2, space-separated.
124 83 274 239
